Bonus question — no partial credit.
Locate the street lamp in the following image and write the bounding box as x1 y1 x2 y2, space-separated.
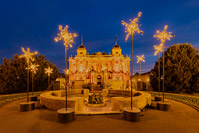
63 69 69 89
122 12 143 110
30 63 39 97
54 25 77 111
153 44 163 97
154 25 174 103
19 47 38 111
54 25 78 123
19 47 38 102
137 55 145 91
45 66 53 87
137 54 145 76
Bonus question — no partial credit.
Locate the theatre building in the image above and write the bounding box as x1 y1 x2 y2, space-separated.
68 39 130 90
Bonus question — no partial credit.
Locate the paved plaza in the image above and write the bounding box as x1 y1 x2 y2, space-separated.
0 99 199 133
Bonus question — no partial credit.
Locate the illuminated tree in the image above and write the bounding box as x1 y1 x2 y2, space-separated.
153 44 163 96
137 55 145 76
122 12 143 110
54 25 78 110
154 25 174 102
30 63 39 96
45 66 53 87
19 47 38 102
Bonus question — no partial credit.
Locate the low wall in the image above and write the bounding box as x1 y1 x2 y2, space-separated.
149 91 199 111
108 89 137 97
40 89 87 112
110 90 151 111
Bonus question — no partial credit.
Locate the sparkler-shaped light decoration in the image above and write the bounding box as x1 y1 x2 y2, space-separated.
153 44 163 97
54 25 78 111
154 25 174 102
30 63 39 96
63 69 69 75
153 44 163 56
20 47 38 63
154 25 174 44
30 63 40 74
45 66 53 87
137 55 145 77
54 25 78 48
45 66 53 77
122 12 143 110
20 47 38 102
122 12 143 41
136 55 145 63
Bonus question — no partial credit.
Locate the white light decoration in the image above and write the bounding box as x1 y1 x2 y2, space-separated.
153 44 163 56
30 63 39 74
153 43 163 97
54 25 78 48
54 25 78 111
45 66 53 76
136 55 145 63
45 66 53 88
122 12 143 41
20 47 38 63
19 47 38 102
137 55 145 77
154 25 174 44
154 25 174 102
63 69 69 75
30 63 39 96
122 12 143 110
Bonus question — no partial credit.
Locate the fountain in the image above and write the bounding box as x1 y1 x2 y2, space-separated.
86 93 106 107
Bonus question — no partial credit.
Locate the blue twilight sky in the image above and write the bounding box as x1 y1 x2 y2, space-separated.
0 0 199 74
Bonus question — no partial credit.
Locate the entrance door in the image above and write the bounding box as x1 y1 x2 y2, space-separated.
97 76 101 85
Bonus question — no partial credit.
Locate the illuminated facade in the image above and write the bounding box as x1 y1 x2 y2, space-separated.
68 39 130 89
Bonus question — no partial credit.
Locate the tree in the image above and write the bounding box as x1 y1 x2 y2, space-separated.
0 54 59 94
150 43 199 93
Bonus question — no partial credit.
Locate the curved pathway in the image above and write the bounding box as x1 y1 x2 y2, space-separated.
0 98 199 133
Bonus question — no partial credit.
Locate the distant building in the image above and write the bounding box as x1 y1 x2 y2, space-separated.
68 38 130 90
132 72 152 91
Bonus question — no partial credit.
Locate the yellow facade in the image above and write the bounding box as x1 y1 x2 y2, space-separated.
132 72 152 91
68 40 130 90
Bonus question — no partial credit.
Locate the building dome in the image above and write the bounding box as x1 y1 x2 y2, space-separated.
112 35 121 49
112 44 120 49
78 45 86 49
78 35 86 49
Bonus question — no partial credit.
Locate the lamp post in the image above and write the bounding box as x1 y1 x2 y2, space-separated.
19 47 38 111
63 69 69 89
154 25 174 103
153 44 163 100
122 12 143 122
45 66 53 87
122 12 143 110
19 47 38 102
54 25 77 123
137 55 145 90
137 55 145 76
30 63 39 101
54 25 77 111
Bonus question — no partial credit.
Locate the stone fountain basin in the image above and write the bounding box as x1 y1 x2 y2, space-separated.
40 90 88 112
110 91 151 111
86 102 106 107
